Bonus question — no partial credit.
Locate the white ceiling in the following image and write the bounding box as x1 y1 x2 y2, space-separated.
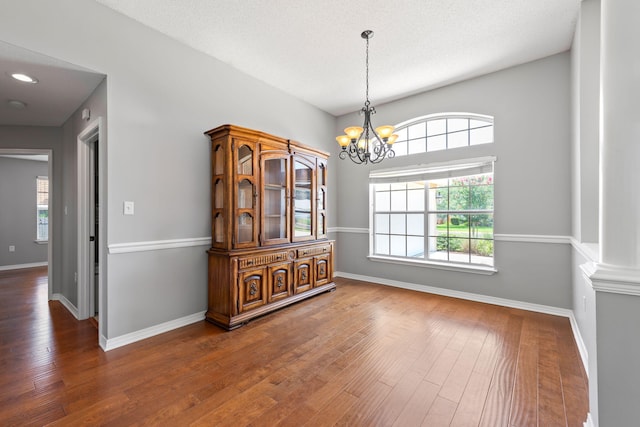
96 0 581 116
0 41 104 127
0 1 581 126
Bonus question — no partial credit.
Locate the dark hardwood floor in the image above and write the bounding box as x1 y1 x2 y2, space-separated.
0 267 588 426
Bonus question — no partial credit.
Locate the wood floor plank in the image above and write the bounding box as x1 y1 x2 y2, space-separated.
479 312 522 427
537 316 569 427
0 268 589 426
303 390 358 427
439 325 488 403
335 380 392 426
450 371 493 426
507 315 538 427
392 379 440 427
363 365 426 426
422 396 458 426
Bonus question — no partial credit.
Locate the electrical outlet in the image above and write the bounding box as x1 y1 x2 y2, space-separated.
583 295 587 312
8 245 15 252
74 272 77 283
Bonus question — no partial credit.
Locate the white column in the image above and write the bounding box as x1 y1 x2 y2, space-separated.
599 0 640 270
592 3 640 426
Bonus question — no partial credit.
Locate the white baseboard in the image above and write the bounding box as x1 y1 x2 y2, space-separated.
51 293 79 319
584 412 595 427
568 311 589 378
99 334 107 351
0 261 47 271
335 271 589 377
102 310 206 351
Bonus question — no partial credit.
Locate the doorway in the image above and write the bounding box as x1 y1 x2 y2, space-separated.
0 149 53 299
77 118 103 323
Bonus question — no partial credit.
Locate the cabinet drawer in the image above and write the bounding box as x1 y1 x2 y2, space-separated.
297 245 330 258
239 251 289 269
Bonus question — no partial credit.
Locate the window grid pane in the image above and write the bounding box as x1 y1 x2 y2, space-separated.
36 177 49 241
372 172 493 267
391 115 493 157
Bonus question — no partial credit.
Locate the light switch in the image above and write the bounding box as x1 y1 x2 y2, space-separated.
124 201 135 215
8 245 15 252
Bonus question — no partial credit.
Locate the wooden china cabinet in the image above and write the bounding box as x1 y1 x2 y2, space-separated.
204 124 335 330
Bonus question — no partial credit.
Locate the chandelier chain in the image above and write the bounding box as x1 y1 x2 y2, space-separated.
365 34 370 106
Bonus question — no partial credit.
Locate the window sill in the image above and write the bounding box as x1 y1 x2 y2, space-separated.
367 255 497 275
34 240 48 245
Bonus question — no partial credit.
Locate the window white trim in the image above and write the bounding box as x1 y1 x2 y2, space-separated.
369 156 496 183
391 112 494 156
394 112 494 129
368 254 497 275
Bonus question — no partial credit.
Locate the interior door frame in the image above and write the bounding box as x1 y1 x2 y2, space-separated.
77 117 104 321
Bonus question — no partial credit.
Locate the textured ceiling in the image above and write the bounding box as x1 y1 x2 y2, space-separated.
95 0 581 116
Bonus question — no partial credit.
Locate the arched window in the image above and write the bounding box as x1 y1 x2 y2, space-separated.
391 113 493 157
368 113 495 272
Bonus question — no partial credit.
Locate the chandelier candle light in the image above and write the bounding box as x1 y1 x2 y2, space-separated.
337 30 398 164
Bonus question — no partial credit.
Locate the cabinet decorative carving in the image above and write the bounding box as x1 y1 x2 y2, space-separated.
204 124 335 330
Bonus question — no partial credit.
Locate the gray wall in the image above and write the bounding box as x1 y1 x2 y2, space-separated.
55 78 107 312
0 0 336 340
595 292 640 425
0 157 49 266
334 53 573 309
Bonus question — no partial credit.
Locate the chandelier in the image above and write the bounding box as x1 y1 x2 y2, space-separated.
336 30 397 164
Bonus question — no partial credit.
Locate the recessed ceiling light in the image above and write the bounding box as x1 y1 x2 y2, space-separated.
7 99 27 110
11 73 38 84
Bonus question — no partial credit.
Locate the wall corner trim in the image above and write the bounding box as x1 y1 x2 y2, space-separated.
99 334 108 351
102 311 206 351
330 227 369 234
583 412 595 427
108 237 211 254
334 228 573 245
51 293 79 319
494 234 571 244
570 238 599 262
581 261 640 296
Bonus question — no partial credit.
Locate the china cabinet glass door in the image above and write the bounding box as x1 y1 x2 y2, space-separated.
292 157 315 242
261 154 289 245
316 160 327 239
235 141 258 247
211 143 226 248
